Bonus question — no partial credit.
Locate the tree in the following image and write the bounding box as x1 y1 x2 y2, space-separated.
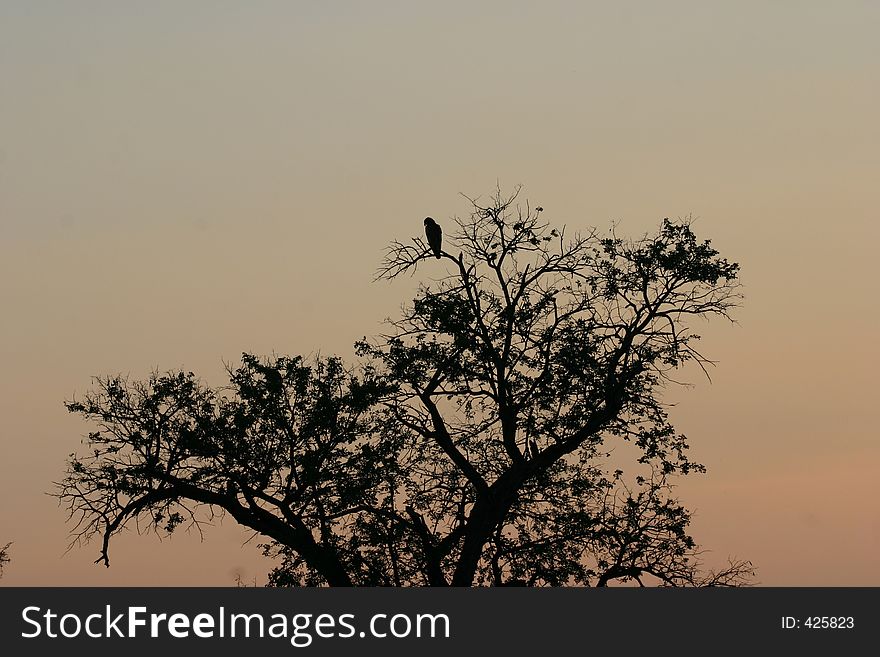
0 542 10 578
59 186 753 586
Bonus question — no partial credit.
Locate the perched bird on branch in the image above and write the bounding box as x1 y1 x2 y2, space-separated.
424 217 442 259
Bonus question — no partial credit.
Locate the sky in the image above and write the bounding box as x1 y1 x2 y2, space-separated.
1 1 877 585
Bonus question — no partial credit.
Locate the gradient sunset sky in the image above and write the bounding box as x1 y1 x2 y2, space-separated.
1 1 877 585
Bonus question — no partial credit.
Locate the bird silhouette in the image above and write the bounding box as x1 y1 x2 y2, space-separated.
424 217 442 259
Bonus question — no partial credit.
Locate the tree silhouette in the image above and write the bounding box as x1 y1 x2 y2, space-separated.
59 187 753 586
0 542 10 578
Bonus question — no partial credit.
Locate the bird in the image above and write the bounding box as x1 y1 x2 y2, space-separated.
424 217 442 259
